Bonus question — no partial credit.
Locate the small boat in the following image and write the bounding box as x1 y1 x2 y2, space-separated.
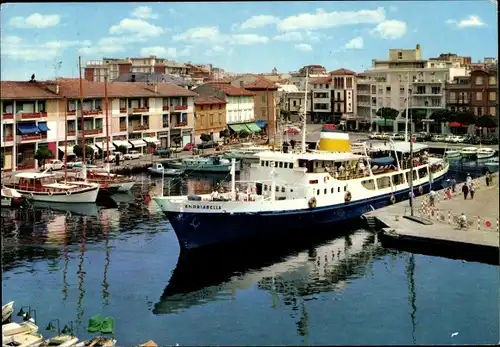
2 332 44 347
484 157 499 172
2 321 39 336
39 335 79 347
67 170 135 194
166 156 241 173
4 172 100 203
148 163 185 177
74 337 116 347
444 149 461 159
137 341 158 347
223 145 271 161
460 146 478 159
2 301 14 323
476 147 495 160
1 187 25 208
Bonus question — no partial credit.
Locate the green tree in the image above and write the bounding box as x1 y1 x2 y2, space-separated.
408 108 427 122
172 136 182 149
73 144 94 159
430 109 453 123
475 115 498 130
117 145 128 154
34 147 54 168
200 133 212 143
453 110 476 125
219 129 230 138
376 107 399 128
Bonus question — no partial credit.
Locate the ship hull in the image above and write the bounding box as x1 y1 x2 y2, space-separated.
162 177 445 250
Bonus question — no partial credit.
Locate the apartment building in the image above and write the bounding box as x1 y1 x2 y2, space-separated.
1 79 197 170
290 65 328 91
357 44 468 133
193 84 259 135
194 96 227 143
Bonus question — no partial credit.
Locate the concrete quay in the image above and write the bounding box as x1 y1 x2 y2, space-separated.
364 174 499 265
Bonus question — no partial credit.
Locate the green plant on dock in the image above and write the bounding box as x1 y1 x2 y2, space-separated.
34 147 54 168
200 133 211 143
73 144 94 159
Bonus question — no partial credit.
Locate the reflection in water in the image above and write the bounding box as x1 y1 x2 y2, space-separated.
76 217 87 334
406 254 417 345
102 212 111 307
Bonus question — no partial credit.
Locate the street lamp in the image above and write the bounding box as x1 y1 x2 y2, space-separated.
45 318 61 335
61 321 74 335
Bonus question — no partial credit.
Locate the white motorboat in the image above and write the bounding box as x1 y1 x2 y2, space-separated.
2 301 14 323
147 163 185 177
74 337 117 347
460 147 478 159
2 321 39 336
2 332 43 347
484 157 499 172
166 156 241 173
444 149 461 159
1 187 25 208
476 147 496 160
39 335 79 347
4 172 100 203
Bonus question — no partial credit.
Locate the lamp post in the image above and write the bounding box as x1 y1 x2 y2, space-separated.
17 306 37 323
61 321 74 335
45 318 61 335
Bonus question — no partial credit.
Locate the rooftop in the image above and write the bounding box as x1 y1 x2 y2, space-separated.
194 95 227 105
207 83 255 96
330 68 356 76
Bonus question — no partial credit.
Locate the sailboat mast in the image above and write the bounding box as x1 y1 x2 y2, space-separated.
78 56 86 167
104 75 110 178
64 97 68 182
404 71 410 142
301 70 309 153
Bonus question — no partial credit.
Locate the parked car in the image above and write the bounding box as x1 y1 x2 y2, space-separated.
197 140 218 149
449 135 466 143
40 159 65 171
183 143 195 151
105 152 124 163
123 150 142 160
463 134 480 144
368 132 380 139
390 133 404 141
431 134 446 142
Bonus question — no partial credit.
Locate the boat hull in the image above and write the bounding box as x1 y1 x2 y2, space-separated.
7 186 99 203
148 168 185 177
461 152 477 159
166 161 241 173
161 176 446 250
477 153 495 160
1 196 24 208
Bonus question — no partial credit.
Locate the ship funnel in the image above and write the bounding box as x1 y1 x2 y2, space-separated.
318 125 351 152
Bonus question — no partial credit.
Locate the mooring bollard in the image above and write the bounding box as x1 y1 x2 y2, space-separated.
448 210 451 224
477 216 481 231
497 218 499 233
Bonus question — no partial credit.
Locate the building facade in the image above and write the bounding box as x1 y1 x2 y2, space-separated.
357 44 468 133
1 79 198 170
193 96 227 143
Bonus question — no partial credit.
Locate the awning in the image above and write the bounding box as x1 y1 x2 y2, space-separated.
229 124 247 132
375 119 393 126
448 121 463 128
113 140 132 149
256 120 268 128
88 144 99 153
143 136 160 145
58 146 75 156
244 122 262 133
96 141 113 151
129 139 147 148
16 123 39 135
38 123 50 132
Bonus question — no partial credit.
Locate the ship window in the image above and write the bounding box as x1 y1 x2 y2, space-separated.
309 180 319 184
281 187 285 193
331 188 334 193
290 189 294 192
264 185 267 191
276 186 279 192
290 163 294 169
261 161 264 166
376 176 391 189
361 179 376 190
324 189 327 194
317 189 320 195
284 162 288 168
344 186 347 191
418 167 428 179
279 162 283 168
406 171 418 181
392 173 404 185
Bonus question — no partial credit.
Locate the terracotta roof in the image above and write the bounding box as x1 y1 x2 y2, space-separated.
242 76 278 90
311 77 332 84
205 78 233 84
330 68 356 76
209 83 255 96
195 96 227 105
0 81 61 100
1 78 198 100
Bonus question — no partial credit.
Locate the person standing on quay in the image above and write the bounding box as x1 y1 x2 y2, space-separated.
462 183 469 200
485 172 491 187
429 189 436 207
451 178 457 193
469 182 475 200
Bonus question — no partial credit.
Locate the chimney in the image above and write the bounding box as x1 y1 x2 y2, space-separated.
47 84 60 95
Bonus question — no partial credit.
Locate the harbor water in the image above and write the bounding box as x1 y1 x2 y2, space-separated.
2 159 498 345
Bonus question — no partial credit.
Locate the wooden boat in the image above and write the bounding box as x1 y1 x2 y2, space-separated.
2 332 43 347
2 321 39 336
74 337 116 347
147 163 185 177
39 335 79 347
1 187 25 208
2 301 14 323
444 149 461 159
66 170 135 194
476 147 495 160
4 172 99 203
460 146 478 159
166 156 241 173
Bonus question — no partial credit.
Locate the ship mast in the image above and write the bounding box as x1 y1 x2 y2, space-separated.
78 56 87 180
64 97 68 182
104 74 110 178
301 70 309 153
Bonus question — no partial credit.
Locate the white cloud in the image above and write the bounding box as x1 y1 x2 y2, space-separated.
109 18 164 37
9 13 60 28
238 15 279 30
205 45 225 56
371 20 407 39
140 46 191 58
344 36 363 49
78 35 147 55
1 36 89 61
278 7 385 31
457 15 485 28
131 6 159 20
388 5 398 12
273 32 304 41
232 34 268 45
295 43 312 52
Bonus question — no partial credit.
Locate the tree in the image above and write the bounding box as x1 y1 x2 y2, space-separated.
34 147 54 168
219 129 230 139
73 144 94 159
453 111 475 125
172 136 182 149
238 130 250 139
430 109 453 123
281 110 291 122
408 108 427 122
475 115 498 130
376 107 399 128
200 133 211 143
117 145 128 154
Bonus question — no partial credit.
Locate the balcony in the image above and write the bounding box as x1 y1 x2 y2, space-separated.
313 97 330 103
16 112 47 120
174 121 188 127
120 107 127 113
17 134 41 143
2 136 14 142
2 113 14 120
162 122 169 128
162 105 170 111
67 131 77 137
130 107 150 114
129 124 150 132
172 105 188 111
119 125 128 132
82 109 103 117
81 129 103 136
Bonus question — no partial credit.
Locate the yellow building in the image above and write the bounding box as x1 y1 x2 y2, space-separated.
194 96 227 143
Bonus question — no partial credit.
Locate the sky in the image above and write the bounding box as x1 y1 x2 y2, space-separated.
0 1 497 81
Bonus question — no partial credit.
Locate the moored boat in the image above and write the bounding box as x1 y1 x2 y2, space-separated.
484 157 499 172
476 147 495 160
460 146 478 159
39 335 79 347
148 163 185 177
2 332 43 347
1 187 25 208
2 301 14 324
166 156 241 173
4 172 100 203
74 337 116 347
2 321 39 336
444 149 461 159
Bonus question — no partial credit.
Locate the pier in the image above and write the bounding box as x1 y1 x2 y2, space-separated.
364 174 499 265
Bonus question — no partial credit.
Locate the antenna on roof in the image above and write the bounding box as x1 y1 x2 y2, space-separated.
53 60 62 80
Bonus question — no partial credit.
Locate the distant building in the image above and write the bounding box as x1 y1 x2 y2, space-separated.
114 72 195 89
193 96 227 143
